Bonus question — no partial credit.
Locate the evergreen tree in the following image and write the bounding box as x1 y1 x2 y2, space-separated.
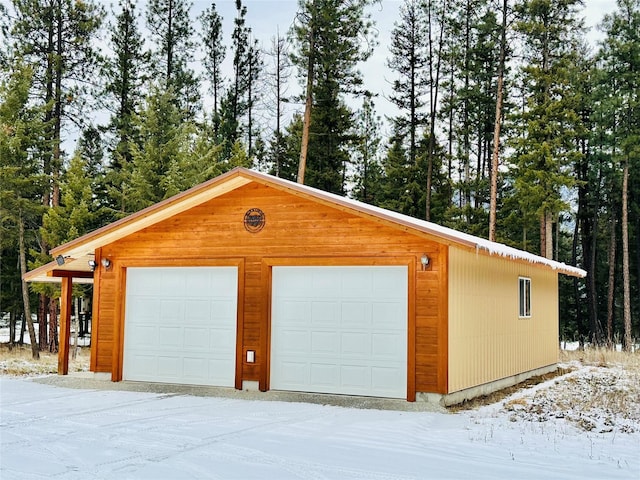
9 0 103 209
352 93 383 205
146 0 200 119
379 126 422 217
126 86 186 210
199 2 225 135
291 0 377 193
0 61 45 357
599 0 640 350
511 0 584 258
443 4 503 233
387 0 428 168
271 114 303 182
264 31 292 176
104 0 148 172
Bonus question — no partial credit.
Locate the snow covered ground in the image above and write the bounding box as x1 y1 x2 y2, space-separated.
1 363 638 480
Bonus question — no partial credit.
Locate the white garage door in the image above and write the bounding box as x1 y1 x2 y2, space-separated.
271 266 408 398
124 267 238 386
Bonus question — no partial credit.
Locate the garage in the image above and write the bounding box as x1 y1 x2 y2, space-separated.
123 267 238 386
270 266 408 398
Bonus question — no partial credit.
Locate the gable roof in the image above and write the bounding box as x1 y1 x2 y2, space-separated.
24 167 586 283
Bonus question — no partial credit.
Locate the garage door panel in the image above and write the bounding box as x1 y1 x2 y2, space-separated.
158 327 182 348
183 328 208 349
211 300 235 318
341 270 373 298
372 333 405 359
184 357 206 377
184 270 212 296
127 297 160 319
341 332 370 357
312 270 342 297
372 367 405 392
275 300 310 325
341 365 371 389
341 302 371 328
310 363 338 386
208 328 236 349
277 330 310 354
185 299 210 319
311 302 339 326
271 266 408 399
279 361 308 385
124 267 237 387
311 331 339 354
372 302 405 328
128 326 158 346
159 299 184 323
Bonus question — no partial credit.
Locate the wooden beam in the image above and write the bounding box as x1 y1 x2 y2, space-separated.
50 270 94 279
58 277 73 375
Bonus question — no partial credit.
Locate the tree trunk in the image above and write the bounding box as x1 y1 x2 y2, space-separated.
298 23 314 185
9 310 16 348
38 293 48 350
49 299 59 352
52 0 63 208
571 215 586 348
621 160 632 352
425 0 446 221
18 212 39 359
72 297 79 359
489 0 507 242
606 209 616 348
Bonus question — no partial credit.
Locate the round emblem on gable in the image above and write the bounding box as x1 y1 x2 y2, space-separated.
244 208 266 233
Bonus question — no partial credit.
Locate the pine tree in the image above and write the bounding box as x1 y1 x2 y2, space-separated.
511 0 584 258
104 0 148 172
0 61 46 357
199 2 225 135
599 0 640 351
387 0 428 168
352 93 383 205
146 0 200 119
9 0 103 209
291 0 377 193
264 31 292 175
423 0 450 220
271 114 303 182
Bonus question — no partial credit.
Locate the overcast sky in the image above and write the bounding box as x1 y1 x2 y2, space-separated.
1 0 620 148
188 0 619 133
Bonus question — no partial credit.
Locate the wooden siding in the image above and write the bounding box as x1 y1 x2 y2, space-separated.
447 246 559 393
92 182 449 395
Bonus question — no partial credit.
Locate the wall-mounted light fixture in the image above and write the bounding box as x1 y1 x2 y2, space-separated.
101 258 111 270
420 254 430 271
88 260 97 272
55 255 66 266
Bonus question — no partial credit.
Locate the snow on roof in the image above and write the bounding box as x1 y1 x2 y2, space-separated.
261 170 587 278
42 167 586 279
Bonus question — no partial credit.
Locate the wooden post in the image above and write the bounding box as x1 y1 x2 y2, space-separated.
58 277 73 375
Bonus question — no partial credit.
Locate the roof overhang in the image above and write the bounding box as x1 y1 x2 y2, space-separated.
25 167 586 283
23 257 95 284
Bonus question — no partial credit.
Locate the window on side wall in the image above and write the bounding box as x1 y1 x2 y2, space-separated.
519 277 531 318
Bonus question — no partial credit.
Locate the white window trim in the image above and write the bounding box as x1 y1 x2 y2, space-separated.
519 276 532 318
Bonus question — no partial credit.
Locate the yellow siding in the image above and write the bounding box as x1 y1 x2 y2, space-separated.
448 246 559 393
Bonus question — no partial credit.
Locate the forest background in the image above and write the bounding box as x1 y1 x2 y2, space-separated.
0 0 638 357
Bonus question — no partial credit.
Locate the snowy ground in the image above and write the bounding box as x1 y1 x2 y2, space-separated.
1 362 639 480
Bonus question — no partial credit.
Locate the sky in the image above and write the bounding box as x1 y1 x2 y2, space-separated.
187 0 619 131
0 0 622 149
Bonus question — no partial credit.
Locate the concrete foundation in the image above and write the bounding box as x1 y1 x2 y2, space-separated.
417 363 558 407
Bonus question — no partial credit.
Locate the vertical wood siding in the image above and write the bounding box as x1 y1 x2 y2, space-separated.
447 246 559 393
91 182 449 395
